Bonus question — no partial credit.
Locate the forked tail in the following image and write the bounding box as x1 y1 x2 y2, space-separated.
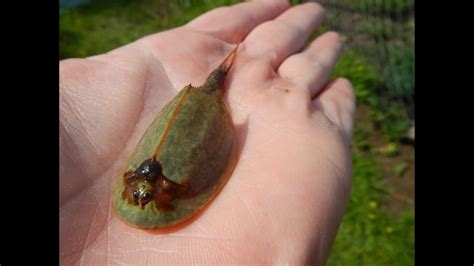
219 43 240 71
202 43 240 92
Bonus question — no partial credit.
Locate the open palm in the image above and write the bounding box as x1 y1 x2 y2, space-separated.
60 1 355 264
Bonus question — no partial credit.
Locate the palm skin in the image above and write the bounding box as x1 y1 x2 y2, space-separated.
60 1 355 264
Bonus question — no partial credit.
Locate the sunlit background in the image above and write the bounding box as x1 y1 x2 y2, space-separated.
60 0 414 264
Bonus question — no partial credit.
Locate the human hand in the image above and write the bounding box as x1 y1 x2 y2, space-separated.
60 0 355 264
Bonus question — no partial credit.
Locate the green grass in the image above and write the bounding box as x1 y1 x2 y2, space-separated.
60 1 414 264
327 153 414 265
330 50 410 142
319 0 415 108
326 49 413 265
313 0 414 18
60 0 240 59
394 163 409 177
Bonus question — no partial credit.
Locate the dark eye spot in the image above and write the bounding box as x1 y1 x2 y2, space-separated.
133 190 139 200
142 191 152 200
142 191 151 200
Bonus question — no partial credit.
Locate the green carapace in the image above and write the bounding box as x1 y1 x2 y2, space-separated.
112 44 239 229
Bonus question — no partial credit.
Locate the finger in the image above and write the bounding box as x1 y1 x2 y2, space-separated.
312 78 356 142
186 0 291 43
278 31 343 98
243 2 325 68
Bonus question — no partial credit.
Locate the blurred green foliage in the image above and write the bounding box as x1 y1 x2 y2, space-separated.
317 0 415 121
317 0 414 18
327 153 414 265
385 41 414 96
330 50 411 141
378 143 400 157
327 49 413 265
60 0 240 59
394 162 409 177
60 1 414 264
